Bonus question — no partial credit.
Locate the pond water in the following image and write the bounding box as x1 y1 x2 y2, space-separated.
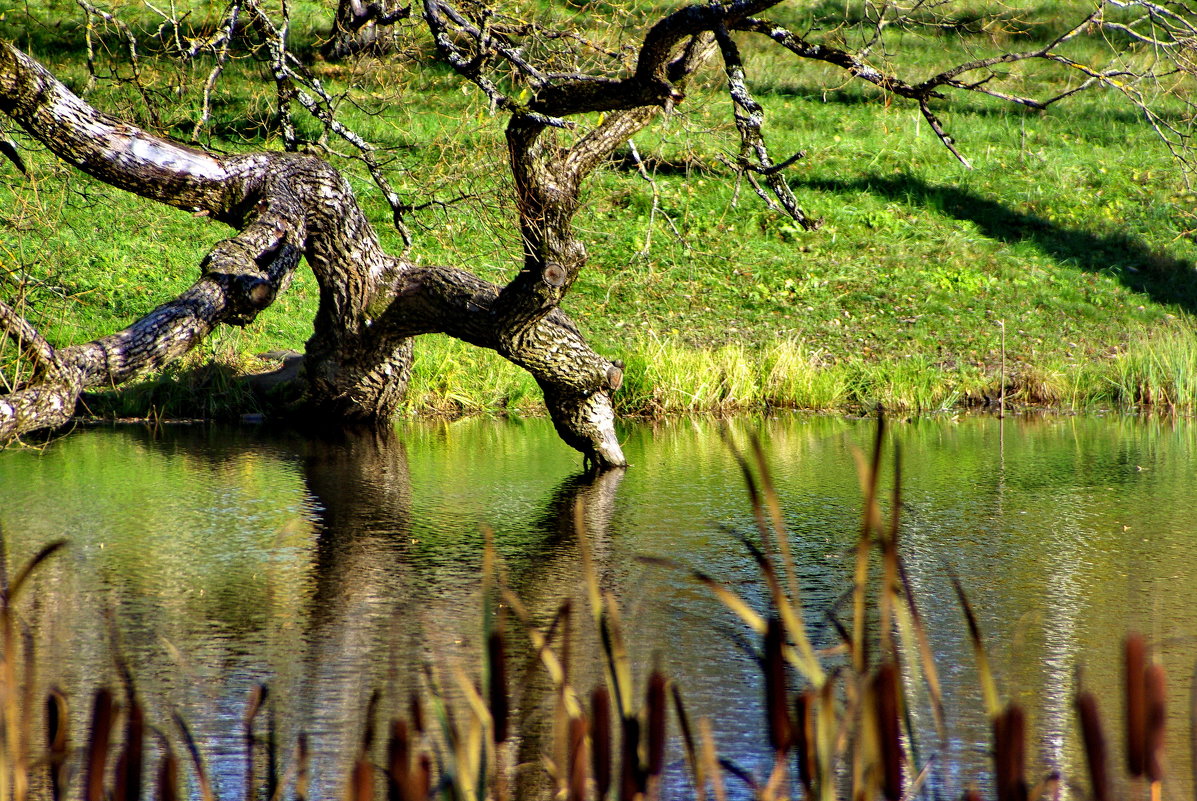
1 413 1196 800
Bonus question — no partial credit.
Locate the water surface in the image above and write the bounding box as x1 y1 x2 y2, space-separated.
1 413 1195 799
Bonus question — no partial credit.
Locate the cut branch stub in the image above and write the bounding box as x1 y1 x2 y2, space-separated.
543 263 567 288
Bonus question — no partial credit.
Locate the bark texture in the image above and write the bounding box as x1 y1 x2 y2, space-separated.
0 41 627 467
322 0 411 59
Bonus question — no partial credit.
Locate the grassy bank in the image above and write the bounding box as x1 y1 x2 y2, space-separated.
4 0 1197 419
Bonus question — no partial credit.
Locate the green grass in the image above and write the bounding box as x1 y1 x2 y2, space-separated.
4 0 1197 419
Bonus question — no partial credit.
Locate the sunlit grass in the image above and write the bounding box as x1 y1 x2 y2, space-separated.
3 0 1197 419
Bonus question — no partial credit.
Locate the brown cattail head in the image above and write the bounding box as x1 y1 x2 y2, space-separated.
1125 633 1147 777
646 670 668 778
46 688 68 801
415 754 432 800
993 704 1027 801
874 663 902 801
591 686 612 801
86 687 115 801
568 716 589 801
350 758 372 801
1145 662 1166 783
1075 691 1109 801
764 617 793 754
388 720 411 801
620 716 642 801
156 753 179 801
488 630 510 744
119 699 145 801
794 690 816 796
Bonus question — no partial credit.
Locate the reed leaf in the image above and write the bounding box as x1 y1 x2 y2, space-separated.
817 676 837 801
692 570 766 636
174 712 215 801
740 538 825 686
671 684 704 801
895 557 946 737
949 574 1000 719
601 592 635 721
5 540 66 606
851 412 886 673
698 719 727 801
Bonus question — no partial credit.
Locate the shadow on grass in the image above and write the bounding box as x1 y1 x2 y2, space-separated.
800 172 1197 313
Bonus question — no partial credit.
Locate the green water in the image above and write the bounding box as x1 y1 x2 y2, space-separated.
1 413 1195 799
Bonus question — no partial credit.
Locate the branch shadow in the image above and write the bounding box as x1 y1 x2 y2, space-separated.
798 172 1197 313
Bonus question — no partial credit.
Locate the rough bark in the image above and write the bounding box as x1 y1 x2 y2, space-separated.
322 0 411 59
0 41 628 467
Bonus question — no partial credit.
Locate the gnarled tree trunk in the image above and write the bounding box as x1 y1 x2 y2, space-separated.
0 41 627 467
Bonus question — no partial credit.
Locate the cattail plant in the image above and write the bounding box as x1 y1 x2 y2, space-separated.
45 689 67 801
85 688 115 801
591 686 612 800
1075 691 1109 801
993 704 1027 801
1125 633 1147 778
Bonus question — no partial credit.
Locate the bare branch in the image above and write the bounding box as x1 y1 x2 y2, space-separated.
714 25 819 229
